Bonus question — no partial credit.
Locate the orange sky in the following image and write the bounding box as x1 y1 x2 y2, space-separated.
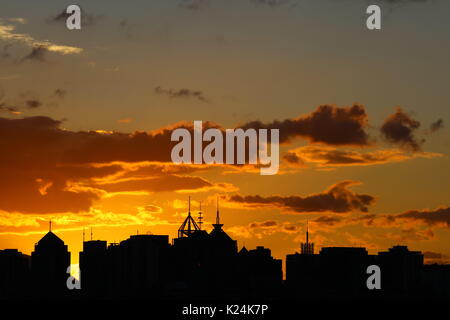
0 0 449 266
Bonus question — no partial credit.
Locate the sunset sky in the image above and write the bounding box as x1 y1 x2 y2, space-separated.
0 0 449 266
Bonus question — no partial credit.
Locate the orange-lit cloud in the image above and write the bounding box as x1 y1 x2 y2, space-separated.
227 181 375 213
0 206 180 236
0 116 238 214
380 107 423 152
227 219 300 240
240 104 371 146
283 145 441 168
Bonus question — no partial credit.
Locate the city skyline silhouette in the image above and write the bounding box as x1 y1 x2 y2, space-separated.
0 0 449 304
1 198 449 300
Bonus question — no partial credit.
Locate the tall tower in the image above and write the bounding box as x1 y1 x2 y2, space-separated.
198 201 203 230
212 196 223 231
300 221 314 255
178 196 200 238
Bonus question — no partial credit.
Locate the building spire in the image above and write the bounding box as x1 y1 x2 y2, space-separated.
49 220 52 232
212 196 224 231
306 220 309 244
178 196 200 238
188 196 191 217
301 220 314 255
216 196 220 225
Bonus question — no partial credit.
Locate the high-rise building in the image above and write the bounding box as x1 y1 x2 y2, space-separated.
31 222 70 295
0 249 31 298
378 245 423 294
79 240 108 296
300 221 314 255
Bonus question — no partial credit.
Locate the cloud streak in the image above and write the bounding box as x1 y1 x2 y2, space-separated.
0 21 82 56
228 181 375 213
154 86 209 103
284 145 441 168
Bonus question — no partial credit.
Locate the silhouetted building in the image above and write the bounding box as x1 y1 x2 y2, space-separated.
287 227 377 297
103 235 170 297
319 247 371 296
300 222 314 255
236 246 282 297
422 264 450 298
79 240 108 297
31 223 70 296
0 249 30 298
286 251 320 295
170 197 238 297
378 245 423 295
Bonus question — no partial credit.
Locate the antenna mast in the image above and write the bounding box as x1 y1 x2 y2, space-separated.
216 196 220 225
178 196 200 238
212 196 224 230
198 201 203 230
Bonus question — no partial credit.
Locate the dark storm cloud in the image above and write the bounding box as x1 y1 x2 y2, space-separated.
430 119 444 133
154 86 209 103
240 104 370 146
229 181 375 213
380 108 423 151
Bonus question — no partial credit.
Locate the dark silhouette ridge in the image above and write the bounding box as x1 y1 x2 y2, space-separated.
1 207 450 300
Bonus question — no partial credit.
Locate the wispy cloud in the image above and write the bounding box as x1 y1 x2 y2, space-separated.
283 145 442 169
154 86 210 103
0 21 83 56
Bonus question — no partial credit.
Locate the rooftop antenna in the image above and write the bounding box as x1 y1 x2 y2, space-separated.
198 201 203 230
216 196 220 225
306 220 309 245
90 227 93 241
212 196 224 230
83 228 85 242
49 220 52 232
301 220 314 255
178 196 200 238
